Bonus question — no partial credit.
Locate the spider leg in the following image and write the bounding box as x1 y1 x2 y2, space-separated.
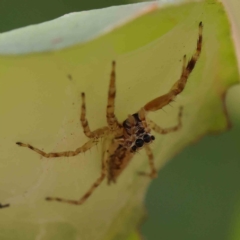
137 107 182 178
127 114 137 135
138 145 157 179
16 139 97 158
46 138 110 205
16 93 109 158
144 22 203 112
138 108 149 130
81 92 94 138
106 61 119 128
81 92 108 138
148 106 183 134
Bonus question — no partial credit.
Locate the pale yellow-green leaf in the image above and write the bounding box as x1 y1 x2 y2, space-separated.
0 0 239 240
126 231 142 240
219 1 240 239
221 0 240 122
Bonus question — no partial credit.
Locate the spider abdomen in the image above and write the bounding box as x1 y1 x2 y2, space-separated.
107 144 134 184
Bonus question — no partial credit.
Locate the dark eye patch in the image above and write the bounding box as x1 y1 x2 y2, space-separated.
131 145 137 152
135 139 144 148
143 134 151 143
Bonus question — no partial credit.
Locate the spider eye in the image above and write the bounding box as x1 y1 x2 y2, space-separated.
151 135 155 141
135 139 144 148
131 145 137 152
143 134 151 143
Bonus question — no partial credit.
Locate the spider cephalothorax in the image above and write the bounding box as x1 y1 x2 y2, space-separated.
16 22 203 205
122 112 155 152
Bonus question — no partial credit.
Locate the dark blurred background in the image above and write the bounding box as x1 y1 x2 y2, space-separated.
0 0 145 33
1 1 240 240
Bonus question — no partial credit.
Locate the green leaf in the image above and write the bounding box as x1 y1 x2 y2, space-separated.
126 231 142 240
0 0 239 240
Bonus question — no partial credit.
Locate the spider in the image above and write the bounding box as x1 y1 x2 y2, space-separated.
16 22 203 205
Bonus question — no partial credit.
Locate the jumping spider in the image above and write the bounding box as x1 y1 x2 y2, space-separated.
16 22 203 205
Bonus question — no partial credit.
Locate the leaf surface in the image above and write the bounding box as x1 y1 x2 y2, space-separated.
0 0 239 239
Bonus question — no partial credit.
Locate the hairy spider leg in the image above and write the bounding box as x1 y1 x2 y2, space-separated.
16 77 115 158
138 108 149 130
16 94 109 158
138 107 182 179
138 145 157 178
16 139 98 158
46 138 110 205
137 49 186 178
81 92 108 139
81 92 94 138
106 61 119 128
148 106 183 134
144 22 203 112
127 114 137 135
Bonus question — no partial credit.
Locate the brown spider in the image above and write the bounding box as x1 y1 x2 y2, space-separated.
16 22 203 205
